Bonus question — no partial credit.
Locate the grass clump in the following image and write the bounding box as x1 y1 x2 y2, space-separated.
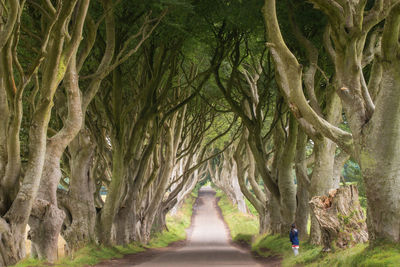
234 233 253 244
252 234 290 258
13 189 198 267
215 189 259 245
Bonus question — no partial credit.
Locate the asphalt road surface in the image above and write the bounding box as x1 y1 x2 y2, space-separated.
95 186 278 266
136 186 261 267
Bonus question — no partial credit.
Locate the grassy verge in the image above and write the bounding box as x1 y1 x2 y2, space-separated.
252 234 400 266
13 189 198 267
216 189 400 266
215 189 259 245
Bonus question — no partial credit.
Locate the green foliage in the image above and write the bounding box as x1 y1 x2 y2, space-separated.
215 190 259 245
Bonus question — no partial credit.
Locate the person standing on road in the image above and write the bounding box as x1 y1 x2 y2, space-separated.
289 223 299 256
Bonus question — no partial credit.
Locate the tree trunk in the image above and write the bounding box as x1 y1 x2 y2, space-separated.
234 130 270 233
151 207 168 235
28 198 65 262
29 54 84 261
361 57 400 243
0 87 56 265
140 162 174 243
295 128 310 239
99 145 125 245
308 139 337 244
114 203 137 245
296 178 309 239
231 161 247 213
59 133 96 253
269 195 282 234
309 185 368 251
171 171 198 215
277 115 298 233
0 218 25 266
258 209 270 234
0 75 7 180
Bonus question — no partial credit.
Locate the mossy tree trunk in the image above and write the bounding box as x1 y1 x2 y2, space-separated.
361 6 400 242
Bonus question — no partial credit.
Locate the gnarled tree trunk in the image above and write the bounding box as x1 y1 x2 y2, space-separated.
29 50 86 261
59 132 96 254
309 185 368 251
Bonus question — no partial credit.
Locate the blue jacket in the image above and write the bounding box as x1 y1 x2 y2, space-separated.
289 229 299 246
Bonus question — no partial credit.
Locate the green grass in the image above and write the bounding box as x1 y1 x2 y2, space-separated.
216 190 400 267
55 244 146 267
11 258 46 267
13 189 198 267
251 234 400 267
215 189 259 245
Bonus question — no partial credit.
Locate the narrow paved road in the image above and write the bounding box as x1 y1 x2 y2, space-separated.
136 186 261 267
95 186 277 266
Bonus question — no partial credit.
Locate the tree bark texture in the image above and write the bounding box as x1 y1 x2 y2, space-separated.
99 145 125 245
30 53 85 261
272 113 297 234
59 133 96 254
309 185 368 251
295 128 310 239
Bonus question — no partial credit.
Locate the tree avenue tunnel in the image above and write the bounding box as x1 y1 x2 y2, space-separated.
1 0 400 266
95 187 270 267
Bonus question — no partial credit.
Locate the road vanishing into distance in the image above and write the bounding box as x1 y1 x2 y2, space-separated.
95 187 279 266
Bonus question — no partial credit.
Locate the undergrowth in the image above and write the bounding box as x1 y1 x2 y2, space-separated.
13 189 198 267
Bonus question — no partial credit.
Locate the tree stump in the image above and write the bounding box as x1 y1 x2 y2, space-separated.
309 185 368 251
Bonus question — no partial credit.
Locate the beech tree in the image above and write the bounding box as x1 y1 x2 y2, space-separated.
263 0 400 243
4 1 400 265
0 1 89 264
